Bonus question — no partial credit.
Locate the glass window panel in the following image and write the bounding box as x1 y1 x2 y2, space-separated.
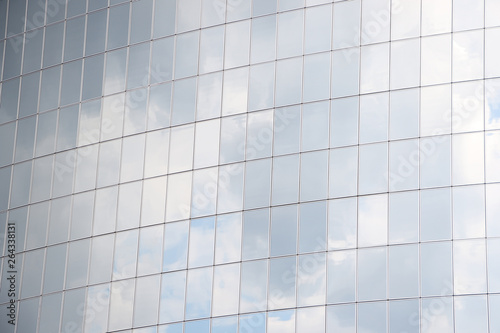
246 110 273 159
116 181 142 231
224 20 250 69
39 65 61 112
52 150 75 198
390 88 419 140
304 4 332 53
487 184 500 237
421 34 452 86
10 161 32 208
330 96 358 147
21 248 44 298
212 263 240 316
174 31 199 79
421 297 454 333
35 110 57 157
454 295 488 333
297 253 326 306
108 279 135 331
201 0 224 27
276 57 302 106
120 134 145 182
163 220 189 272
486 0 500 27
104 48 127 95
359 92 388 143
421 0 451 35
188 217 215 268
329 147 358 198
144 129 169 178
65 239 90 289
361 0 390 44
39 293 62 333
96 139 121 188
421 242 453 297
333 0 360 49
389 191 419 244
172 77 197 125
420 135 451 188
451 81 484 132
273 106 301 155
222 67 249 116
4 207 28 253
185 267 213 320
248 62 275 111
16 298 39 333
269 256 297 310
19 72 39 118
141 176 166 226
93 186 118 236
226 0 251 22
30 155 53 203
127 43 150 90
453 0 484 31
154 0 176 38
60 60 82 106
280 0 304 11
130 0 153 43
297 306 324 333
272 154 299 205
0 167 11 212
85 9 107 56
300 150 328 201
70 191 94 240
252 0 276 16
219 114 246 164
358 302 386 332
250 15 276 64
486 27 500 78
358 143 388 194
389 139 419 191
191 167 218 217
3 36 22 80
328 197 357 250
391 0 420 39
196 72 222 120
244 159 271 209
240 259 268 313
217 163 244 214
212 316 238 333
82 54 104 101
43 244 66 293
389 299 419 333
150 37 174 85
453 30 484 82
112 229 139 280
133 275 161 327
137 225 163 276
169 124 194 173
277 10 304 58
358 194 387 247
107 4 129 50
267 310 295 333
486 131 500 182
42 22 64 68
56 105 79 151
453 185 485 239
389 244 418 298
420 188 452 241
214 213 242 264
303 52 330 102
176 0 201 33
327 250 355 304
199 26 224 74
0 78 20 124
47 196 71 245
242 209 269 260
84 284 110 333
166 172 192 221
488 239 500 292
452 132 484 185
89 234 114 285
358 247 386 301
185 320 209 333
148 82 171 130
454 240 487 294
485 78 500 130
270 205 297 257
26 202 49 249
360 43 389 93
298 201 326 253
490 295 500 333
327 304 355 333
61 288 85 333
390 38 420 89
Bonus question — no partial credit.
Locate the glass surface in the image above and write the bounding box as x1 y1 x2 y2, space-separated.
422 242 453 297
212 316 238 333
420 135 451 188
169 124 194 173
96 139 121 188
391 0 419 39
248 62 275 111
389 299 419 333
35 99 57 150
56 105 79 151
137 225 163 276
104 48 127 95
16 298 39 333
148 82 172 129
224 20 250 69
159 271 186 323
112 229 139 280
297 306 324 333
272 154 299 205
274 106 301 155
390 38 420 89
30 155 53 203
421 297 454 333
163 221 189 272
222 67 248 116
196 72 222 120
329 146 357 198
166 172 192 222
332 48 360 98
89 234 114 285
489 239 500 292
199 26 224 74
361 0 390 44
358 301 386 332
123 90 147 135
185 267 213 320
300 150 328 201
188 217 215 268
389 191 419 243
275 57 302 106
453 185 485 239
453 30 484 82
201 0 224 27
144 129 169 178
277 10 304 58
240 259 268 313
303 52 330 102
191 167 218 217
65 239 90 289
130 0 153 43
251 15 276 64
127 43 150 90
214 213 242 264
70 191 94 240
328 197 357 250
486 133 500 182
485 78 500 130
390 89 420 140
0 78 20 124
108 279 135 331
82 54 104 101
141 176 166 226
115 182 141 231
454 296 488 333
175 31 199 79
176 0 201 33
219 114 246 163
121 134 145 182
389 244 418 298
420 188 452 241
226 0 251 22
26 202 49 249
133 275 161 327
271 205 298 256
327 304 356 333
107 4 129 50
358 247 386 301
154 0 176 38
304 4 332 53
452 81 485 133
150 37 174 85
486 28 500 78
452 132 484 185
328 250 356 303
10 161 32 208
19 72 39 117
421 34 451 86
360 43 390 93
246 110 273 159
330 97 358 147
358 143 388 194
43 22 64 68
358 194 387 247
297 253 326 306
487 184 500 237
85 10 107 56
39 293 62 333
84 284 110 333
269 256 297 310
21 248 44 298
39 65 61 112
242 209 269 260
359 92 388 144
212 263 240 316
43 244 66 293
454 240 487 294
47 197 71 245
298 201 327 253
453 0 484 31
333 0 360 49
388 139 419 191
421 0 452 35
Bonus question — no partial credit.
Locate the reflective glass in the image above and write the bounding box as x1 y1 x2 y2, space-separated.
43 244 66 293
116 182 141 231
453 30 484 82
489 239 500 292
452 132 484 185
148 82 172 129
267 310 296 333
359 92 388 144
358 194 387 247
39 65 61 112
486 27 500 78
85 9 107 56
420 188 452 241
185 267 213 320
150 37 174 84
361 0 390 44
159 271 186 323
199 26 224 74
104 48 127 95
61 289 86 333
270 205 297 257
268 256 296 309
388 139 419 191
303 53 330 102
196 72 222 120
188 217 215 268
360 43 389 93
89 234 114 285
242 209 269 260
421 0 452 35
390 89 420 139
82 54 104 101
420 135 451 188
130 0 153 43
137 225 163 276
485 78 500 130
56 105 79 151
273 106 301 155
121 134 145 182
246 110 273 159
70 191 94 240
327 304 355 333
390 38 420 89
36 110 57 156
421 34 451 86
304 4 332 53
214 213 242 264
358 143 388 194
391 0 420 39
421 297 454 333
453 0 484 31
487 184 500 237
329 146 357 198
332 48 360 98
275 57 302 107
0 78 20 124
16 298 39 333
358 247 386 301
453 185 485 239
389 191 419 243
169 124 194 173
389 244 418 298
108 279 135 331
330 97 358 147
96 139 121 188
226 0 251 22
154 0 176 38
176 0 201 33
277 10 304 58
358 301 386 332
222 67 248 116
297 253 326 306
39 293 62 333
300 150 328 201
19 72 39 117
30 155 53 203
389 299 419 333
248 62 275 111
201 0 224 27
47 196 71 245
297 306 325 333
219 114 246 164
251 15 276 64
212 316 238 333
112 229 139 280
328 250 355 304
453 240 487 294
299 201 326 253
191 167 218 217
107 4 129 50
240 259 268 313
10 161 32 208
84 284 110 333
141 176 166 226
65 239 90 289
224 20 250 69
127 43 150 90
454 295 488 333
21 249 44 298
144 129 169 178
43 22 64 68
333 0 360 49
452 81 485 134
133 275 161 327
163 220 189 272
272 154 299 205
212 263 240 316
165 172 192 221
26 202 49 249
174 31 199 79
328 197 357 250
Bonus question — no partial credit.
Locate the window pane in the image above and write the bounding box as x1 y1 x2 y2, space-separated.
141 176 166 226
302 101 329 151
148 82 171 129
272 154 299 205
169 124 194 173
358 302 386 332
389 191 419 244
453 185 485 239
159 271 186 323
185 267 213 320
453 0 483 31
274 106 300 155
277 10 304 58
188 217 215 268
130 0 153 43
358 194 387 247
163 221 189 272
276 57 302 107
219 115 246 164
65 239 90 289
328 250 355 304
108 279 135 331
196 72 222 120
121 134 145 183
453 30 484 82
389 299 419 333
329 146 357 198
388 244 418 298
270 205 297 257
454 240 487 294
268 257 296 309
116 181 142 231
85 10 107 56
360 43 389 93
358 143 388 194
246 110 273 159
452 132 484 185
390 38 420 89
297 253 326 306
486 27 500 78
422 0 452 35
217 163 244 214
391 0 420 39
421 34 451 86
212 263 240 316
127 43 150 90
43 22 64 68
104 48 127 95
112 229 139 280
333 0 360 49
70 191 94 240
452 80 484 133
330 97 358 147
199 26 224 74
328 197 357 250
191 167 217 217
222 67 248 116
359 92 388 144
421 242 453 297
107 4 129 50
214 213 242 264
248 62 275 111
420 188 452 241
175 31 199 79
358 247 386 301
240 260 268 313
166 172 192 222
242 209 269 260
332 48 360 98
454 295 488 333
89 234 114 285
420 135 451 188
304 4 332 53
224 21 250 69
299 201 327 253
361 0 390 44
133 275 161 327
250 15 276 64
327 304 355 332
137 225 163 276
390 88 420 140
300 150 328 201
388 139 419 191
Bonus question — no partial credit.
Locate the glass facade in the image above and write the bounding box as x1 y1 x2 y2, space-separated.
0 0 499 332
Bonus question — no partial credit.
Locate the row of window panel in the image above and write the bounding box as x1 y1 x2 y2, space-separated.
2 240 499 330
1 127 500 211
2 182 500 275
3 294 500 333
2 80 500 168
